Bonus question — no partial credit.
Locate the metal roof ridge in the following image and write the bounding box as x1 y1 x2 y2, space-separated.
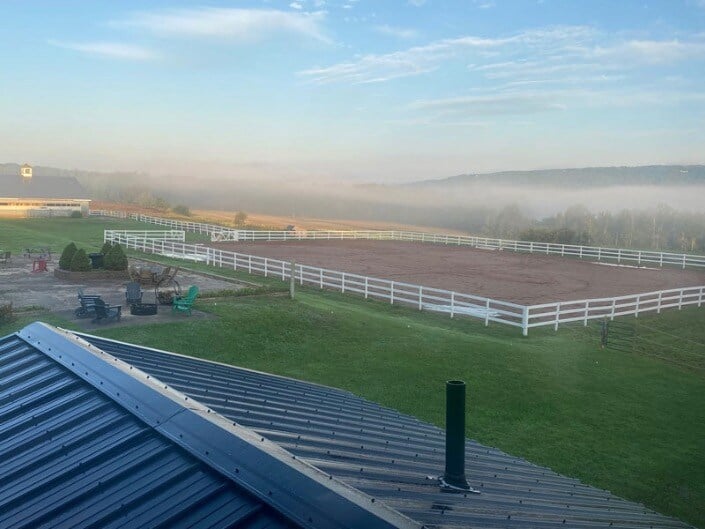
19 322 421 529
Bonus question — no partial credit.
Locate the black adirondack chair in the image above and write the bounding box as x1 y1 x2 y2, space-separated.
125 282 143 305
92 298 122 324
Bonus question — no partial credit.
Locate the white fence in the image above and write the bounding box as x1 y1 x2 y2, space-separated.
104 230 185 242
105 229 704 335
105 231 527 332
90 209 705 270
526 287 704 331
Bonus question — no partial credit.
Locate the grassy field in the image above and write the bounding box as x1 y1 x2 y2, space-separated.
1 216 704 527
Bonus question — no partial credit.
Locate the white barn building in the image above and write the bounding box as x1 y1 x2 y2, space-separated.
0 164 91 218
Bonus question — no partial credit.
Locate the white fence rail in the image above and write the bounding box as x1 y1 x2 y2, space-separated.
104 229 185 242
105 229 704 336
91 209 705 270
526 287 704 331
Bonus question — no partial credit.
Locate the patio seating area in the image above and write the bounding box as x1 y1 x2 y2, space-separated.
0 258 248 329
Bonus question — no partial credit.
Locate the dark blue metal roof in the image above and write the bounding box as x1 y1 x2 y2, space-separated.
79 332 695 529
1 323 417 529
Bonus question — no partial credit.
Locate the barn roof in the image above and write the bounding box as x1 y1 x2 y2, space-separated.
78 330 695 529
0 323 416 529
0 174 89 200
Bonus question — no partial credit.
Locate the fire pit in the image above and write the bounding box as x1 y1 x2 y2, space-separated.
130 303 158 316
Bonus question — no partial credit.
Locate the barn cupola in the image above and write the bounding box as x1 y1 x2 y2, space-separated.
20 163 33 179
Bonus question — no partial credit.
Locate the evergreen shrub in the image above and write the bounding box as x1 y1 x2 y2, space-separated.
69 249 91 272
59 242 78 270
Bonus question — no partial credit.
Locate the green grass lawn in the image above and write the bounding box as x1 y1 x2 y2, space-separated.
1 217 704 527
0 216 147 256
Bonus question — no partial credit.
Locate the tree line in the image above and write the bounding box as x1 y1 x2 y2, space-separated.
480 204 705 253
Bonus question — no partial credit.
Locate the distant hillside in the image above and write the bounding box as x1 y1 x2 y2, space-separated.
409 165 705 188
0 163 144 182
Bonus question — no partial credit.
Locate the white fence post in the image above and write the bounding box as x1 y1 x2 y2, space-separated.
611 299 616 320
635 295 640 317
390 283 395 304
699 287 704 308
679 289 684 310
418 286 423 310
264 258 268 277
450 292 455 319
522 307 529 336
657 291 662 313
485 299 490 326
554 303 560 331
341 273 346 293
583 301 589 326
364 277 369 299
319 269 323 289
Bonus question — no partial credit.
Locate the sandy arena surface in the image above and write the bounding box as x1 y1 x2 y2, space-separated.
210 240 705 305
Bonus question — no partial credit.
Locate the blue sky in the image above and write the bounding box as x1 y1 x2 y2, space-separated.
1 0 704 182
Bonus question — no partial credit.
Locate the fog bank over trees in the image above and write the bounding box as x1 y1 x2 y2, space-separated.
2 162 704 252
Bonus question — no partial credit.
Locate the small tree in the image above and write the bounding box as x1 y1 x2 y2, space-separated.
69 249 92 272
234 211 248 227
104 243 128 271
100 241 113 255
172 204 191 216
59 242 78 270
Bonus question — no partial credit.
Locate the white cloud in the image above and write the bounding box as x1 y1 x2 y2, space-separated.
408 0 426 5
116 8 328 42
410 88 705 119
48 40 159 60
374 24 418 39
289 2 303 10
301 25 705 86
592 39 705 63
299 26 594 84
410 92 567 116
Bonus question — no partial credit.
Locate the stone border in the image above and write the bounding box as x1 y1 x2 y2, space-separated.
54 268 129 281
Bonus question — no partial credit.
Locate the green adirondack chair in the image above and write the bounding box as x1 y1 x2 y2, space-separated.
172 285 199 315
